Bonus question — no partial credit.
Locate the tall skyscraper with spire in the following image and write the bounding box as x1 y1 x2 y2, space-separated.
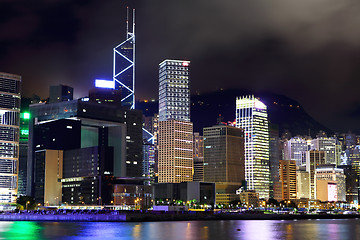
236 95 270 199
158 60 193 183
113 7 135 109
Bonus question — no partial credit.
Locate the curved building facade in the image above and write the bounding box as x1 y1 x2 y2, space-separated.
0 72 21 203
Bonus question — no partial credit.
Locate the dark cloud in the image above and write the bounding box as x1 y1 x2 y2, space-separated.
1 0 360 132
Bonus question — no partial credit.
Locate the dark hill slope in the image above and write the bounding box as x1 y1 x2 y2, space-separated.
137 89 333 137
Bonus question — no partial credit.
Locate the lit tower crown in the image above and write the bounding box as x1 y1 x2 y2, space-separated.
236 95 270 199
113 7 135 109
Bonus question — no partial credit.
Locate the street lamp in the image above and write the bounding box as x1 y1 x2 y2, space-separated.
26 201 30 210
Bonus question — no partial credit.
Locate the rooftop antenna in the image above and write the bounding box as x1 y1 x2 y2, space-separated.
126 6 129 35
113 8 154 144
113 7 135 109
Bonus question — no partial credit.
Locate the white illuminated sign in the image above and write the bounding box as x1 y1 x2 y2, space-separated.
95 79 115 89
328 183 337 202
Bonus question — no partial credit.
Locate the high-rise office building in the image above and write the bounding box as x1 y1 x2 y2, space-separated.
284 137 309 166
158 120 193 183
236 95 270 199
18 112 30 196
193 132 204 182
143 113 159 145
304 150 326 199
203 125 245 204
0 72 21 203
337 165 358 204
311 137 337 165
142 113 158 183
113 8 135 109
142 142 155 183
277 160 297 200
158 60 190 122
269 124 281 199
203 125 245 183
158 59 193 183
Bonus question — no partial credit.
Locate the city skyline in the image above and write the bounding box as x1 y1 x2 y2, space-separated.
3 3 360 236
1 0 360 133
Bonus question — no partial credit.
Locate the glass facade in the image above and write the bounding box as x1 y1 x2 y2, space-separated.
203 125 245 183
311 137 337 165
236 95 270 199
284 137 309 166
159 60 190 122
0 72 21 203
304 150 326 199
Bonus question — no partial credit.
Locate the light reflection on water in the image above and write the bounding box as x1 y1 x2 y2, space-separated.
0 219 359 240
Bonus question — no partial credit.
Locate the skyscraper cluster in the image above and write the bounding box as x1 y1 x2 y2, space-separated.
2 13 360 210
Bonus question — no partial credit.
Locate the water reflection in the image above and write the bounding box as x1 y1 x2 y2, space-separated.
0 219 358 240
0 221 41 240
285 223 293 240
132 224 141 240
234 220 281 240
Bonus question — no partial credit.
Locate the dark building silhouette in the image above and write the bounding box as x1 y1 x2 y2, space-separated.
49 85 73 103
27 88 143 205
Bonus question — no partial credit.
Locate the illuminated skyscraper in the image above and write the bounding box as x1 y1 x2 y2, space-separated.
159 60 190 122
304 150 326 199
113 8 135 109
18 112 30 196
0 72 21 203
284 137 309 166
311 137 337 165
158 59 193 183
278 160 297 200
158 120 193 183
236 95 270 199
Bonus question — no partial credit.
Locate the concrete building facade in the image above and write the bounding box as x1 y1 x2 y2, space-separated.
158 120 193 183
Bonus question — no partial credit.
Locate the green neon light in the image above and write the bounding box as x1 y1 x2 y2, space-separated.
21 129 29 136
21 112 30 119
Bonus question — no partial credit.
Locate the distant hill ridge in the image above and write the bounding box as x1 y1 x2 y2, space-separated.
138 89 333 137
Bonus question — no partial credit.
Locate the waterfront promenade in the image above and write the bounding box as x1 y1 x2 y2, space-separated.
0 210 359 222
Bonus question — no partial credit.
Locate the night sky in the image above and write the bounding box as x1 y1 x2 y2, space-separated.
1 0 360 133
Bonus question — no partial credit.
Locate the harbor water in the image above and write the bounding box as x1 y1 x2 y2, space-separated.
0 219 359 240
